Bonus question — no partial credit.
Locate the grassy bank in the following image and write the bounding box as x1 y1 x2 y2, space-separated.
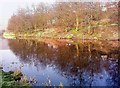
0 68 30 88
3 25 119 40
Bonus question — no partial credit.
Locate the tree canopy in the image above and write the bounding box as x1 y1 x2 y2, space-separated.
7 2 118 32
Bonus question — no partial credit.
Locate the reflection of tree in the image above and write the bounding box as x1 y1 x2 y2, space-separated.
8 39 119 86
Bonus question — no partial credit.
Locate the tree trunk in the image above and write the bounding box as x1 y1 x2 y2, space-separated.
76 44 79 57
76 14 79 31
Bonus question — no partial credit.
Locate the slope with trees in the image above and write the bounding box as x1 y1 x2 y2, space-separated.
5 2 119 40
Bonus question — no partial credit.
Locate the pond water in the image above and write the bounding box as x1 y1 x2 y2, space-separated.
0 38 120 86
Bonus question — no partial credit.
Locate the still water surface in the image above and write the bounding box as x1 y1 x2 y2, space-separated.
0 38 119 86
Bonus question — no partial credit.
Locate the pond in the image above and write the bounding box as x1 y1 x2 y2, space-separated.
0 38 120 86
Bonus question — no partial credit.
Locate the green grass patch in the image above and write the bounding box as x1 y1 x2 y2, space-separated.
1 69 30 88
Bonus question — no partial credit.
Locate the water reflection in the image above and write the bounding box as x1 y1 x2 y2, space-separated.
8 39 119 86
